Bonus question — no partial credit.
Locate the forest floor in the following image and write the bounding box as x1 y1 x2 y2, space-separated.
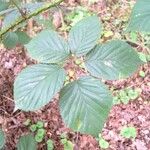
0 0 150 149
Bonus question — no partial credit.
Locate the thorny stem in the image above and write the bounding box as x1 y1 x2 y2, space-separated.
0 0 64 39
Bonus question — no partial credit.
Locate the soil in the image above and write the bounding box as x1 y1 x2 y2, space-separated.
0 0 150 150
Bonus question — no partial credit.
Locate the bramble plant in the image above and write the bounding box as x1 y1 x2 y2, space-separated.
13 15 142 137
0 0 149 139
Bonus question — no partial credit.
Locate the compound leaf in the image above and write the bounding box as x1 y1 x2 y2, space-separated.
68 16 101 56
85 40 142 80
127 0 150 32
17 134 37 150
25 30 70 63
59 76 112 136
14 64 65 111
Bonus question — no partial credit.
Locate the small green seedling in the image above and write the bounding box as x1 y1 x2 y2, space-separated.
47 139 54 150
35 128 46 143
97 134 109 149
126 88 139 100
25 120 46 143
60 133 74 150
36 121 44 128
99 139 109 149
60 132 68 139
30 124 37 132
113 96 121 105
37 128 45 136
65 6 91 27
35 134 43 143
120 126 137 139
130 32 138 42
113 87 140 105
121 96 130 104
138 52 148 63
139 70 145 78
119 90 130 104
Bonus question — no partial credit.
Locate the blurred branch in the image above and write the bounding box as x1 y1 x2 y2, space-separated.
0 0 64 39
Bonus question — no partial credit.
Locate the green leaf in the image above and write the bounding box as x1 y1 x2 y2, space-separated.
36 121 44 128
113 96 120 105
14 64 66 111
120 96 130 104
2 9 21 29
0 0 9 12
120 126 137 139
66 6 91 27
138 52 147 63
15 31 31 45
85 40 142 80
30 124 37 132
3 32 18 48
68 16 101 56
127 89 139 100
139 70 145 77
130 32 137 42
37 129 45 136
35 134 43 143
47 139 54 150
99 139 109 149
25 30 70 63
127 0 150 32
59 76 112 136
63 141 74 150
0 129 5 149
17 134 37 150
119 90 127 98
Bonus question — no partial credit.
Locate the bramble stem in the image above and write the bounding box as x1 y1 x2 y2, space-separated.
0 0 64 38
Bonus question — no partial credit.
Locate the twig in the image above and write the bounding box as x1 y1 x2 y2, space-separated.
75 132 79 148
2 95 14 102
58 6 67 38
0 0 64 39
